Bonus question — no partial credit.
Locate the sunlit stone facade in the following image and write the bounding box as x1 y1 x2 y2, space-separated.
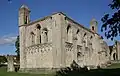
19 5 110 72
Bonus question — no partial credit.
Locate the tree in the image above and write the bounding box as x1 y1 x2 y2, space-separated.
101 0 120 40
0 56 7 64
15 36 20 61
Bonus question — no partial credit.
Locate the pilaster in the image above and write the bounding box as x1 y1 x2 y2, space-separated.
19 26 27 69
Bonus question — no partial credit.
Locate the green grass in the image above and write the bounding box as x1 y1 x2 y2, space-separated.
107 63 120 69
0 63 120 76
0 67 54 76
79 68 120 76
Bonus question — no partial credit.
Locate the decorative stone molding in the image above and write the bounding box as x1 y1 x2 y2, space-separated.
65 42 73 48
25 43 52 54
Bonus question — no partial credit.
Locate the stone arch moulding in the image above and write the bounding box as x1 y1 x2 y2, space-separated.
67 24 71 33
36 24 41 30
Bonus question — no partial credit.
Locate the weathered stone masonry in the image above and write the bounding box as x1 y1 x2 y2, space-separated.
19 5 110 72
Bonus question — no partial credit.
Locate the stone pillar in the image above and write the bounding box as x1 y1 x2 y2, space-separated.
6 55 15 72
35 28 40 44
52 14 62 69
19 26 27 70
72 28 77 63
60 14 67 68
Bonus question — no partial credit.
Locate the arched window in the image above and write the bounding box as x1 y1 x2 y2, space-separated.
83 33 86 37
24 16 28 24
36 24 41 30
83 32 87 47
76 29 79 34
30 32 35 45
92 26 94 31
90 36 93 39
77 52 83 62
67 25 72 43
36 24 41 44
89 36 93 47
43 28 48 43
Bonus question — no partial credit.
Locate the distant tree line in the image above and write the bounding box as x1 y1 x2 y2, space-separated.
0 56 7 65
15 36 20 62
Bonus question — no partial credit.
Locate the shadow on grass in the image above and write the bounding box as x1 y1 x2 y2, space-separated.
86 68 120 76
56 68 120 76
56 61 120 76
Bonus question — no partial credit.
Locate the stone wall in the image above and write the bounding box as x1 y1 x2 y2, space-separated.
110 41 120 61
19 7 110 72
25 17 53 47
61 14 110 67
26 43 53 68
65 42 74 67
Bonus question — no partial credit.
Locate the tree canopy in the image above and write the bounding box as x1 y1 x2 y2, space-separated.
0 56 7 64
101 0 120 40
15 36 20 61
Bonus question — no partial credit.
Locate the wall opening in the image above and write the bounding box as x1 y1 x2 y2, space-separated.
36 24 41 44
92 26 94 31
113 53 117 60
43 28 48 43
30 32 35 45
67 25 72 43
25 16 28 24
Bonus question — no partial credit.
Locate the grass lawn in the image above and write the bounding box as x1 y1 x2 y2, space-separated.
0 67 54 76
0 63 120 76
107 63 120 69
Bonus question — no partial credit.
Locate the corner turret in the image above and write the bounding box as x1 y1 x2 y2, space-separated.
90 18 98 33
19 5 30 26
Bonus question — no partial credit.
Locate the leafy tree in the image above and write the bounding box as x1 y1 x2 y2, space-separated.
15 36 20 61
0 56 7 64
101 0 120 40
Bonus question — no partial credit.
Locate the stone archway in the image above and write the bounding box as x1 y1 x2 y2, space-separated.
111 51 117 60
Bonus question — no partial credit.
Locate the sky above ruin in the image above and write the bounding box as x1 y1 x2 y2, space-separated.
0 0 118 55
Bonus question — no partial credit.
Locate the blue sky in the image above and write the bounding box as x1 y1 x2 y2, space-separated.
0 0 118 55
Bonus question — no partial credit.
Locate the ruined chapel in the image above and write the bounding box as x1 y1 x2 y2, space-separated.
19 5 111 72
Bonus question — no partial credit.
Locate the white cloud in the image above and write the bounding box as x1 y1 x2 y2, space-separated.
0 35 17 46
